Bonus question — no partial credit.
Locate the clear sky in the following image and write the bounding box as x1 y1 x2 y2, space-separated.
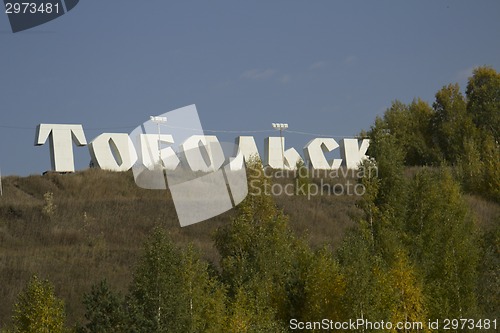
1 0 499 176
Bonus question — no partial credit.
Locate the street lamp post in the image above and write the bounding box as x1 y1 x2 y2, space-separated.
272 123 288 169
150 116 167 169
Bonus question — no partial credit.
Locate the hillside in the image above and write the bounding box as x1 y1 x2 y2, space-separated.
0 168 363 326
1 167 498 328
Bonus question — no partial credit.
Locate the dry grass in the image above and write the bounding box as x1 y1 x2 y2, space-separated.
0 169 230 326
0 168 496 327
464 194 500 230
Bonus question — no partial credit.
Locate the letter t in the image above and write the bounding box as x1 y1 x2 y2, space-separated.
35 124 87 172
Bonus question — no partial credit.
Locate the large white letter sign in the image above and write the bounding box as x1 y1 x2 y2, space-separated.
340 138 370 169
235 136 261 162
89 133 138 171
139 134 180 170
35 124 87 172
179 135 225 172
303 138 342 170
264 137 302 170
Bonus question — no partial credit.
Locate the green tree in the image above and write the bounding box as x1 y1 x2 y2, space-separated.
432 83 476 163
354 147 405 262
126 227 188 333
465 67 500 202
477 222 499 318
215 158 306 328
337 227 388 331
356 158 380 244
12 275 66 333
225 287 287 333
368 124 405 200
127 227 227 333
406 98 440 165
369 99 438 166
466 66 500 142
479 133 500 202
456 137 483 194
385 251 428 333
405 170 479 321
78 280 125 333
301 248 345 327
294 160 311 196
179 245 227 333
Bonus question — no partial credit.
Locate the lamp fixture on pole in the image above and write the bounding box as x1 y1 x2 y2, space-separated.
272 123 288 169
150 116 167 169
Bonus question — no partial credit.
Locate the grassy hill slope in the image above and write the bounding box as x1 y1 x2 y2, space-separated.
0 168 363 326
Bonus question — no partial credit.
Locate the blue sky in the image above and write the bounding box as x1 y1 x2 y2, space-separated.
1 0 499 176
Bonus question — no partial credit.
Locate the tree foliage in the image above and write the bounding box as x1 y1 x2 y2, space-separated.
78 280 125 333
12 275 66 333
127 227 227 333
368 66 500 203
301 248 345 325
215 158 306 330
466 66 500 142
432 83 475 163
405 170 479 320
